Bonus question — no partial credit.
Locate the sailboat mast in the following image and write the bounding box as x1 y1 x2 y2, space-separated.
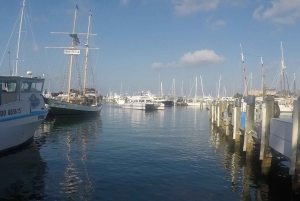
280 41 287 97
15 0 26 76
195 77 197 101
83 11 92 96
67 7 78 102
240 43 248 96
200 75 204 97
261 57 266 102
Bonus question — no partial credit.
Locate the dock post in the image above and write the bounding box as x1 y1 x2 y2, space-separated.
226 102 232 137
290 97 300 193
217 100 221 128
259 95 274 175
0 84 1 105
223 100 228 132
243 96 255 153
233 98 241 141
209 101 212 119
211 101 215 123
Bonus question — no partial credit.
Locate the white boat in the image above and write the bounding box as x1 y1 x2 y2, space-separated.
44 8 102 116
123 92 163 110
0 0 48 153
0 75 48 153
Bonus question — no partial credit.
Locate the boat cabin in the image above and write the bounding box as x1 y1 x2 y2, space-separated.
0 76 44 105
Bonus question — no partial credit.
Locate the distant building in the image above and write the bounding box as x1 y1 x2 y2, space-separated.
248 89 276 96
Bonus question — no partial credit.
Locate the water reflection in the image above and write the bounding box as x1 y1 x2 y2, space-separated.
209 123 296 201
0 143 46 200
41 116 102 200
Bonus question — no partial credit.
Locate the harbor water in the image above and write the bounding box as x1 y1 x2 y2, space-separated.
0 105 296 201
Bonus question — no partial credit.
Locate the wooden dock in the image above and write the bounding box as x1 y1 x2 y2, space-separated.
209 95 300 193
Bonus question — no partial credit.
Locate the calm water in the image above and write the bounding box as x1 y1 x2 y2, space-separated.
0 104 297 200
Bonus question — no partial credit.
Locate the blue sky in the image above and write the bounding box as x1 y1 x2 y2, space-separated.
1 0 300 97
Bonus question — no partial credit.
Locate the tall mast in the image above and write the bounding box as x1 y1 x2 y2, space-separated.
67 6 78 102
15 0 26 76
83 11 92 96
200 75 204 97
261 57 266 102
294 73 296 96
218 75 221 99
195 76 197 101
280 41 286 97
240 43 248 96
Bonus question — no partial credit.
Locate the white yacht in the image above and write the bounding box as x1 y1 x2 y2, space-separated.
123 92 163 110
0 74 48 153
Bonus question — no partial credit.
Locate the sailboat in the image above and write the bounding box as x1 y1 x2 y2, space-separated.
275 41 294 114
0 0 48 153
44 7 102 116
187 77 201 106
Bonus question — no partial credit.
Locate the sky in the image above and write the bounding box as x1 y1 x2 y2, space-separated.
1 0 300 98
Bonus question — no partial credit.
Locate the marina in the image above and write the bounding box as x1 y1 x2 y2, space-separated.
0 105 297 200
1 0 300 200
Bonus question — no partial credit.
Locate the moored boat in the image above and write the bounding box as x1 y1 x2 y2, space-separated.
44 8 102 117
0 75 48 153
123 92 163 110
0 0 48 153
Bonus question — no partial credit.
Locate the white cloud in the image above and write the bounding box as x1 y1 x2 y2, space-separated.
151 49 225 69
253 0 300 25
180 50 226 66
172 0 219 15
120 0 130 6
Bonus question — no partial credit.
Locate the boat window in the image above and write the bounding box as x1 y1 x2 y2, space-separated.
0 81 17 92
21 81 43 92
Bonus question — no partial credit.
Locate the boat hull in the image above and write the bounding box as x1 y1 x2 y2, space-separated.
46 98 102 116
161 100 173 107
0 101 48 153
123 102 161 110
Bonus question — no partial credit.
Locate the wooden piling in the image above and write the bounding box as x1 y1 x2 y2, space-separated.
233 99 241 141
243 96 255 154
217 101 221 127
259 95 274 175
290 97 300 193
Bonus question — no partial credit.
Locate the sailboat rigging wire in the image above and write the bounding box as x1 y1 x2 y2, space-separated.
0 10 21 70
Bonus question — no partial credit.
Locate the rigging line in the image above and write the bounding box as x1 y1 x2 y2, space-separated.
0 10 21 69
25 6 39 69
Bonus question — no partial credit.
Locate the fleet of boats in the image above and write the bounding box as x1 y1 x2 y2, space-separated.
0 0 297 156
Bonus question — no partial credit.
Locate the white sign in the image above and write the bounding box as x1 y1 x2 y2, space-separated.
64 49 80 55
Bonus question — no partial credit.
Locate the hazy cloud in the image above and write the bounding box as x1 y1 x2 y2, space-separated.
120 0 130 6
172 0 219 15
206 16 227 30
151 62 164 69
151 49 225 69
253 0 300 25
